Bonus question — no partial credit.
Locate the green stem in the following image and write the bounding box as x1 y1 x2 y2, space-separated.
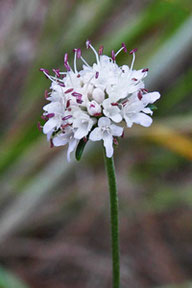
104 153 120 288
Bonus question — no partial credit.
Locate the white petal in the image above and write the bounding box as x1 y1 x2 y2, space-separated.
43 102 62 113
53 134 68 146
89 127 102 141
142 107 153 115
67 138 78 162
98 117 111 127
124 116 133 128
142 92 160 105
43 118 58 134
110 113 122 123
103 136 114 158
74 127 88 139
110 124 123 137
132 112 152 127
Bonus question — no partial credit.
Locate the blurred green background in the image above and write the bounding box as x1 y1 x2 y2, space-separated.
0 0 192 287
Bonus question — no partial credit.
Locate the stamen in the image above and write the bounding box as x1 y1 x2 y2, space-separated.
77 48 82 59
111 103 118 106
39 68 49 74
73 49 78 74
62 115 72 121
142 68 149 73
129 48 138 55
41 115 47 120
58 82 65 87
47 113 55 118
50 139 54 148
122 42 127 53
95 71 99 79
86 40 91 49
65 88 73 94
52 69 60 77
66 100 71 108
64 53 68 64
99 45 104 55
93 113 102 117
90 104 95 108
72 92 82 97
132 78 138 81
86 40 99 64
80 56 90 67
37 122 42 131
130 49 137 70
111 50 115 61
83 137 87 143
44 90 48 99
113 137 118 145
137 91 143 100
77 99 83 104
64 63 71 71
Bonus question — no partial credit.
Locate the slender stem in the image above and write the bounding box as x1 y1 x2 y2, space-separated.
104 153 120 288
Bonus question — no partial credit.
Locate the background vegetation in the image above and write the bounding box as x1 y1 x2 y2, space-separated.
0 0 192 287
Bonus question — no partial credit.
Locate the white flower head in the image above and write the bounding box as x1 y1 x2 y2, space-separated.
40 41 160 160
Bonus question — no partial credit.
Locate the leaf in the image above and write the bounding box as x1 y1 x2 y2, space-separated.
148 104 158 111
75 138 87 161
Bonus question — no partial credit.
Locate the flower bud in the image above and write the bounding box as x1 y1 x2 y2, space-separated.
87 101 101 116
92 88 105 103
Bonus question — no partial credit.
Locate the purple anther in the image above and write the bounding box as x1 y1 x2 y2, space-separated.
47 113 55 118
111 50 115 61
52 68 60 77
113 137 118 145
122 42 127 53
37 122 42 131
65 88 73 94
59 82 65 87
83 137 87 143
44 89 48 99
86 40 91 49
39 68 49 74
95 71 99 79
93 113 102 117
77 48 82 58
111 103 118 106
50 139 54 148
62 115 72 121
141 88 148 93
99 45 104 55
129 48 138 55
64 53 68 64
64 63 70 71
121 131 124 138
72 92 82 97
132 78 138 81
77 99 83 104
142 68 149 73
41 115 48 120
66 100 71 108
77 74 81 78
137 91 143 100
90 104 95 108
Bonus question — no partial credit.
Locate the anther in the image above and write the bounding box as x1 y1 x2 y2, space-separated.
86 40 91 49
77 48 82 58
65 88 73 94
122 42 127 53
99 45 104 55
44 90 48 99
62 115 72 121
142 68 149 73
111 50 115 61
95 71 99 79
52 69 60 77
137 91 143 100
129 48 138 55
47 113 55 118
37 122 42 131
64 53 68 64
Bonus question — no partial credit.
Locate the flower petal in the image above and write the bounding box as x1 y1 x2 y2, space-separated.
132 112 152 127
43 118 58 134
103 136 114 158
67 138 78 162
142 92 160 105
89 127 102 141
98 117 111 127
110 124 123 137
53 134 68 146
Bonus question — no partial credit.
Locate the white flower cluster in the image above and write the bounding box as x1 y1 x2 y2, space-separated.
40 41 160 161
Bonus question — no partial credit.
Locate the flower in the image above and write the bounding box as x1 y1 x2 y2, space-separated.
89 117 123 158
39 41 160 161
